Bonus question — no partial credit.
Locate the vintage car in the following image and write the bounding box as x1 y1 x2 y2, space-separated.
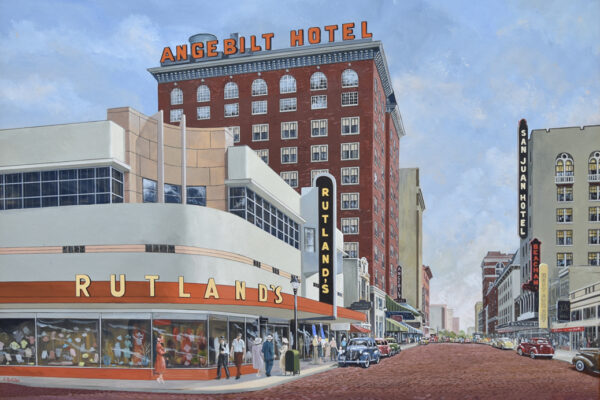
517 338 554 359
572 348 600 374
375 338 392 357
496 337 515 350
338 337 380 368
385 337 401 355
419 337 430 345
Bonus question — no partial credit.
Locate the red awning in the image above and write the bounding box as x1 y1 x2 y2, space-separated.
350 324 370 333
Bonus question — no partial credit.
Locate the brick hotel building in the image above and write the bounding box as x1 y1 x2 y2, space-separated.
148 36 405 297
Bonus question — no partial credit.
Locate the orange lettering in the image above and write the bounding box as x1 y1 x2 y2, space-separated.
176 44 188 61
160 47 175 63
223 39 237 55
250 35 261 52
239 36 245 53
262 33 274 50
342 23 355 40
308 27 321 44
324 25 338 42
361 21 372 39
290 29 304 46
191 42 204 58
206 40 218 57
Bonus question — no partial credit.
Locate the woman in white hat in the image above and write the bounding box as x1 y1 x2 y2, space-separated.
251 337 264 377
279 337 289 374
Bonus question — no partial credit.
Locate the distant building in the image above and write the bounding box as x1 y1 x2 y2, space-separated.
480 251 514 335
452 317 460 334
430 304 447 333
474 301 483 333
422 265 433 335
496 250 521 336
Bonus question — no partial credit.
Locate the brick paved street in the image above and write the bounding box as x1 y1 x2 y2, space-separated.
1 344 598 400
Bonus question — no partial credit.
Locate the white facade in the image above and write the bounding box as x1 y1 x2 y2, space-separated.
497 252 521 327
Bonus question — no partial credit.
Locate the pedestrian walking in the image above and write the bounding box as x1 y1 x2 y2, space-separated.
330 337 337 361
262 334 275 377
324 338 330 362
279 337 288 374
251 337 264 377
215 336 230 380
312 335 319 364
154 335 166 384
231 332 245 380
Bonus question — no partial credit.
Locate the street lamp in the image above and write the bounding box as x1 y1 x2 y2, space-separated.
290 275 300 351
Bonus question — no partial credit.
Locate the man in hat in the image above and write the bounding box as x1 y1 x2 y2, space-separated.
231 332 245 379
262 334 275 377
215 336 230 379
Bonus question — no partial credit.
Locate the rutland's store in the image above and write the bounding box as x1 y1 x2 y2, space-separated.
0 107 365 380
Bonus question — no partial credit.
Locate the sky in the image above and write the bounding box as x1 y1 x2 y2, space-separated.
1 0 599 330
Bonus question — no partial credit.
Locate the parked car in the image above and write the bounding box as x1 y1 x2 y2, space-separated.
385 337 401 355
375 338 392 357
572 348 600 374
517 338 554 359
419 337 429 345
496 337 515 350
338 337 380 368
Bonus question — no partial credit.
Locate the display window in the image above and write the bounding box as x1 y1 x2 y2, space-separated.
245 318 259 364
36 319 99 367
208 315 227 366
153 319 208 368
0 319 36 365
101 319 151 368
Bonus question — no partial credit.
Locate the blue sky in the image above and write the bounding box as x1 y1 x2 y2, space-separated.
1 0 598 330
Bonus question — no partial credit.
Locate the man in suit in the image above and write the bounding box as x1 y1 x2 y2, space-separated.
262 334 275 377
215 336 230 379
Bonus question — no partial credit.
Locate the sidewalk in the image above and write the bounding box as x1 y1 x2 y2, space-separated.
0 359 338 395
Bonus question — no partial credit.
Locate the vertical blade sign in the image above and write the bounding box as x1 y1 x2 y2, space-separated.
317 175 335 305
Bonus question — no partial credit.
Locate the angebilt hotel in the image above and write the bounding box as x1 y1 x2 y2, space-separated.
0 106 367 380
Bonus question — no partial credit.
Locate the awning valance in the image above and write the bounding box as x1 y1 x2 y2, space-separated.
350 323 371 333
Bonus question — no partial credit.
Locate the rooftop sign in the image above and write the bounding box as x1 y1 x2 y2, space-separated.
160 21 373 63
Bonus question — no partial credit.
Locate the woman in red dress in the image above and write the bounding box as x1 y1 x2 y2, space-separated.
155 335 166 384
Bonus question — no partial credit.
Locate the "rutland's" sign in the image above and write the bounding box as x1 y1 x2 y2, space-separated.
316 174 336 307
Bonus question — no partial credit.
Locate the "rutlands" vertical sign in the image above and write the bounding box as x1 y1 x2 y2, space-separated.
316 174 336 307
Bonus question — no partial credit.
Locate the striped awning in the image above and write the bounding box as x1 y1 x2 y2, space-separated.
386 318 408 332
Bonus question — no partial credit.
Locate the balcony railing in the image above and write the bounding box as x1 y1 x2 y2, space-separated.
555 175 575 184
589 174 600 182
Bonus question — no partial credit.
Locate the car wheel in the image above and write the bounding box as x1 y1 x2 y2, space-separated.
374 355 380 364
574 360 586 372
362 357 370 368
530 351 536 359
517 348 523 356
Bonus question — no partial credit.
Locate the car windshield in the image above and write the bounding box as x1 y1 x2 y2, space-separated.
349 339 368 346
376 340 385 345
535 339 549 344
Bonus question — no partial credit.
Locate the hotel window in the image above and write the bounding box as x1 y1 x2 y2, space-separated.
229 126 240 143
341 217 359 234
555 153 574 176
251 79 267 96
557 186 573 202
252 124 269 141
170 88 183 105
556 230 573 245
341 92 358 106
590 206 600 222
341 117 359 135
589 151 600 175
590 229 600 245
341 167 359 185
224 82 239 99
197 85 210 102
589 253 600 266
310 72 327 90
311 169 329 183
557 253 573 267
280 75 297 94
143 178 157 203
187 186 207 206
281 147 297 164
304 227 315 252
224 103 239 117
311 145 328 162
341 143 359 160
311 95 327 110
344 242 359 258
170 109 183 123
164 183 181 203
251 100 267 115
341 192 359 210
556 208 573 223
590 185 600 201
197 106 210 120
341 69 359 88
279 98 297 112
280 171 298 188
281 121 298 139
311 119 328 137
255 149 269 164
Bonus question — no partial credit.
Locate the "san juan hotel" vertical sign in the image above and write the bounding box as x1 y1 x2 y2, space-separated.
518 119 529 238
316 174 337 316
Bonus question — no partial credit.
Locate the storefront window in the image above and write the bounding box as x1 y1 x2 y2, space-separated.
245 318 259 364
228 317 245 362
0 319 35 365
208 315 228 366
101 319 151 368
153 318 208 368
36 319 99 367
